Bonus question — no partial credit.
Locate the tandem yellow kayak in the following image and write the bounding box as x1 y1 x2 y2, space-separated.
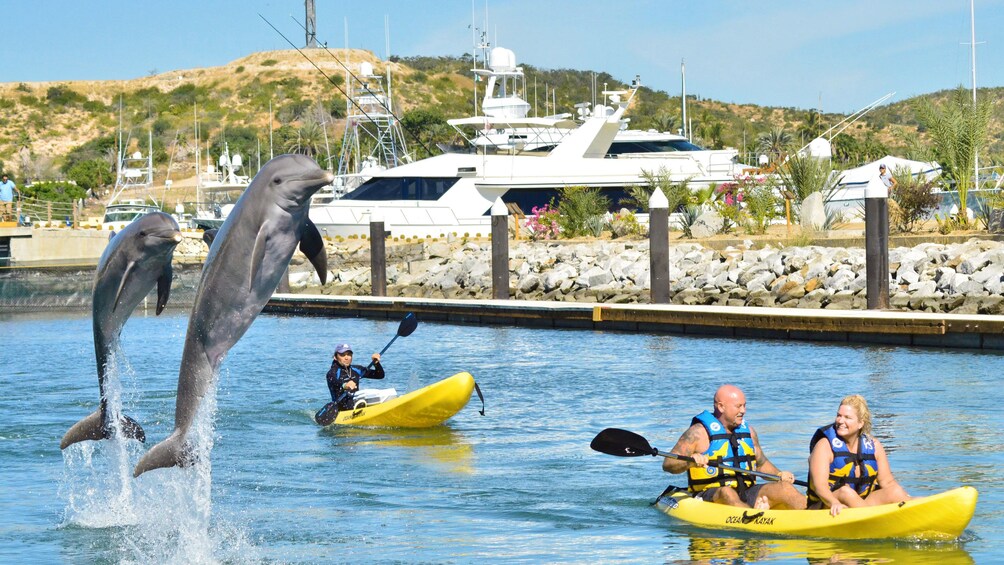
331 372 477 428
654 485 978 541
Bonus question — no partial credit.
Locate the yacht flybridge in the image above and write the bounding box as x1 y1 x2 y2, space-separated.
308 47 750 238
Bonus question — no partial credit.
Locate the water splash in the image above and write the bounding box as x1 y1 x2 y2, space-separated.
60 351 142 527
60 360 263 563
122 370 264 564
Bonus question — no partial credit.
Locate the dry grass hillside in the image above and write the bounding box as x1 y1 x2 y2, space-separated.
1 47 1002 213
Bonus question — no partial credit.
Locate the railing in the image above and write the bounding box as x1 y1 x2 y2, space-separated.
8 196 79 226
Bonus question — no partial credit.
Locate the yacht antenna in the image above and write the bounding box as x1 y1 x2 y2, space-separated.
471 0 477 116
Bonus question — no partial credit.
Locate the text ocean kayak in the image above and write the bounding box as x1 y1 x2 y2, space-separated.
331 372 476 428
654 485 977 541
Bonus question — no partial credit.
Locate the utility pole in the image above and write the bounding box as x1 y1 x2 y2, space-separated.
305 0 317 48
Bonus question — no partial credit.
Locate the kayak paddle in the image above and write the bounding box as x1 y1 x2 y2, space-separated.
590 427 809 487
315 313 420 426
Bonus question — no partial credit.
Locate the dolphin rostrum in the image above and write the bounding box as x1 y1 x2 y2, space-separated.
134 154 331 476
61 211 183 449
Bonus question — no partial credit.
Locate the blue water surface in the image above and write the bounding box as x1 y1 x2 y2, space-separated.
0 309 1000 564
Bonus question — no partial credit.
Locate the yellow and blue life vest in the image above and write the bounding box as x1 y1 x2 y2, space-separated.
687 410 757 493
806 424 879 504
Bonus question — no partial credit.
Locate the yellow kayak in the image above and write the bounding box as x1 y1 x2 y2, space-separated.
332 372 476 428
655 485 978 541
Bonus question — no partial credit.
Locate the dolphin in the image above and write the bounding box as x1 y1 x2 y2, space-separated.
134 154 331 476
61 211 183 449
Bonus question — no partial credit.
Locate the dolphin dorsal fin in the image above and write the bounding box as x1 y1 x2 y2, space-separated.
249 222 269 292
112 261 137 312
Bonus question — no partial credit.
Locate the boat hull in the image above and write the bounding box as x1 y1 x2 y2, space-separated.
331 372 476 428
655 486 977 541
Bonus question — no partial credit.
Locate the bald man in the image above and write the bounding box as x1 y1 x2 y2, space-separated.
663 385 806 510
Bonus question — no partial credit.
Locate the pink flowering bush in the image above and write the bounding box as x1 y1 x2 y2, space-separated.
525 202 561 240
712 174 781 234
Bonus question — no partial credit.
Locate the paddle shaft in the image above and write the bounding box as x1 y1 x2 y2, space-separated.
655 448 809 487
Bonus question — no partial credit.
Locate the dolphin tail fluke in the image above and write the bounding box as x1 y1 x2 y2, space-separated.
133 431 193 477
60 410 105 449
60 409 147 449
119 414 146 443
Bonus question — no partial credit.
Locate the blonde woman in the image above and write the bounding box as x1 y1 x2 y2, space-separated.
807 395 910 516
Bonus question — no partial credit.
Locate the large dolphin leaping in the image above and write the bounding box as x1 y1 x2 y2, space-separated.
134 154 331 477
61 211 183 449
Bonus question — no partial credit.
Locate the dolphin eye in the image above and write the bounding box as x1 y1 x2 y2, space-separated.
273 176 282 184
139 231 146 237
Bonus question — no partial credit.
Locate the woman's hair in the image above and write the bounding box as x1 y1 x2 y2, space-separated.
840 394 872 435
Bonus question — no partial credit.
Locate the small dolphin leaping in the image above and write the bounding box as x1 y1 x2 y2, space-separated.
134 154 331 477
61 212 183 449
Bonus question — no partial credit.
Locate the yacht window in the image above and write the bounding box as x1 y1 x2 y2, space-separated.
343 177 460 201
606 139 706 155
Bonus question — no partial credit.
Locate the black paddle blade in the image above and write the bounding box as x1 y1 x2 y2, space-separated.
398 312 418 337
590 428 658 457
315 402 339 426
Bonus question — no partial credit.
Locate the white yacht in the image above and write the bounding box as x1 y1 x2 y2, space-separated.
189 143 250 230
309 47 749 238
102 132 161 231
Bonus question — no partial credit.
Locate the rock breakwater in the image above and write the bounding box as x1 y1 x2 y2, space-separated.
284 237 1004 314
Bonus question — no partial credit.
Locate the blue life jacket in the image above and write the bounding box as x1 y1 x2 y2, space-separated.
687 410 757 493
806 424 879 504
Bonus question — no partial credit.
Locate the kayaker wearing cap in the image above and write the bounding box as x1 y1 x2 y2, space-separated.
807 395 910 516
663 385 806 510
325 343 384 410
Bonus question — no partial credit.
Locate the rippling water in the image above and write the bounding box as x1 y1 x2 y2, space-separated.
1 310 1001 563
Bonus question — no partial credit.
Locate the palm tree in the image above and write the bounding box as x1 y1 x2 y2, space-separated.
797 110 825 143
653 113 678 134
915 87 992 227
756 128 793 165
284 120 327 158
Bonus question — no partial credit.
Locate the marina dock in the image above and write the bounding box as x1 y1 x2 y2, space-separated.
265 294 1004 350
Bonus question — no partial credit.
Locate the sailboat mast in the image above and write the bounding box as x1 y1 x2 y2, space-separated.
681 59 688 140
970 0 978 191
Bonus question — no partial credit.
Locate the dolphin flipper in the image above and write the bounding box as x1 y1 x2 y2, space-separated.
61 409 146 449
249 222 269 292
111 261 137 312
133 431 193 477
299 218 328 284
155 263 173 315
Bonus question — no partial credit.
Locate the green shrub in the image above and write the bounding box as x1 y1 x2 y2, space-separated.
742 177 782 234
46 85 88 106
22 181 87 203
890 168 940 233
607 209 644 238
235 65 245 73
261 59 279 67
66 159 115 191
557 186 609 238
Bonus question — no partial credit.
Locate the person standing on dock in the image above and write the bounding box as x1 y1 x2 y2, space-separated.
663 384 806 510
0 174 18 222
878 164 897 193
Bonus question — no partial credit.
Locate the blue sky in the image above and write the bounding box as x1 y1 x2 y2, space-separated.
1 0 1001 114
